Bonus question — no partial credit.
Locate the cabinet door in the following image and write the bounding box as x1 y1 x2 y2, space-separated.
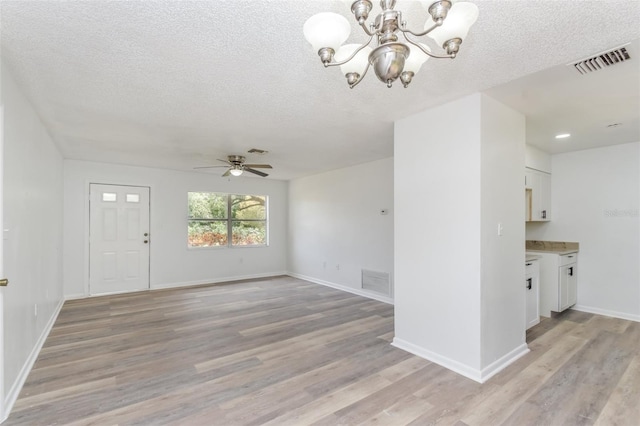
525 274 540 329
559 265 570 310
539 172 551 221
525 171 541 221
567 264 577 307
525 169 535 189
524 168 552 222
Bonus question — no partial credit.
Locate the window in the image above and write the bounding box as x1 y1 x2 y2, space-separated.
188 192 267 248
102 192 117 202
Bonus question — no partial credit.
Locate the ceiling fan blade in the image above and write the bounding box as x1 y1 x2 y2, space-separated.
243 164 273 169
217 158 232 165
244 167 269 177
193 165 229 169
222 169 231 177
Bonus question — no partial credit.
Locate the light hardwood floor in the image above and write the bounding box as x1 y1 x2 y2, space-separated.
5 276 639 425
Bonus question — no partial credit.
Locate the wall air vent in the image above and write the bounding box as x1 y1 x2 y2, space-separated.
570 45 631 75
362 269 391 296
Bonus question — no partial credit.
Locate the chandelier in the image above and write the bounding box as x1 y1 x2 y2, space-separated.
303 0 479 88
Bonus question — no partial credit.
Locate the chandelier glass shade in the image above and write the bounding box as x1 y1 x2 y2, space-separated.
303 0 479 88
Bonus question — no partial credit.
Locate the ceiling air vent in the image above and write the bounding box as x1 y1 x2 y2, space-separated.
571 45 631 75
248 148 268 154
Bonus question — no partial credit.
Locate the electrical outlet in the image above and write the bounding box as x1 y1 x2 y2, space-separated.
497 223 504 236
336 264 340 270
239 257 244 264
34 304 38 317
323 261 327 269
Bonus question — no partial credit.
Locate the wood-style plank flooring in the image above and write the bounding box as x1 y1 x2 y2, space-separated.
5 276 640 425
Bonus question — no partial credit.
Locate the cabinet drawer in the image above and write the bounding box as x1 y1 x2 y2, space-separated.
525 260 538 275
559 253 578 266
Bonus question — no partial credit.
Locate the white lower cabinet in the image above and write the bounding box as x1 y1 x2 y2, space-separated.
525 259 540 329
559 261 578 311
534 252 578 317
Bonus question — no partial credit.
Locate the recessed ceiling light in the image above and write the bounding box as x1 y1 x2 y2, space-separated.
555 133 571 139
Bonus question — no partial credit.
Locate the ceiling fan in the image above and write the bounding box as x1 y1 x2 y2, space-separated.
194 155 273 177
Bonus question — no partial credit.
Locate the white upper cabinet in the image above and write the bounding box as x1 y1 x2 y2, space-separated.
525 167 551 222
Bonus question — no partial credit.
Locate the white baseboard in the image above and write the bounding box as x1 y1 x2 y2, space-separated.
572 305 640 323
286 272 393 305
392 337 483 382
391 337 529 384
64 292 89 301
65 272 289 299
151 272 289 291
3 298 65 423
479 343 530 383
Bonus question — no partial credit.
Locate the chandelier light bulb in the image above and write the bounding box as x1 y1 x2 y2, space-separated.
425 2 479 48
303 12 351 52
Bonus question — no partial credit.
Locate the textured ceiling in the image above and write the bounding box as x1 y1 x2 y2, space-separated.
1 1 639 180
486 38 640 155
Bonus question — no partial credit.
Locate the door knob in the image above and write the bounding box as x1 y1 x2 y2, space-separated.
144 233 149 236
144 240 148 244
0 278 8 287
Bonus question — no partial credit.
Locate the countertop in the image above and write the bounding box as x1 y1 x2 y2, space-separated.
526 249 579 256
526 240 579 256
525 254 542 262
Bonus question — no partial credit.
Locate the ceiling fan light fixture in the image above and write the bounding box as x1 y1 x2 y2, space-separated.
229 166 243 176
194 155 272 178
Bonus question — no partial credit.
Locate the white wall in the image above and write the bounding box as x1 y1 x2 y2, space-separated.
525 144 552 173
287 157 394 303
526 142 640 320
1 62 64 416
480 95 527 368
394 94 483 374
394 93 526 382
64 160 288 297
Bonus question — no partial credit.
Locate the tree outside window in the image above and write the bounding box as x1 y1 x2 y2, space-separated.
188 192 267 248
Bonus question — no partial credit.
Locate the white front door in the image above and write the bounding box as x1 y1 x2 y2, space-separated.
89 184 150 295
